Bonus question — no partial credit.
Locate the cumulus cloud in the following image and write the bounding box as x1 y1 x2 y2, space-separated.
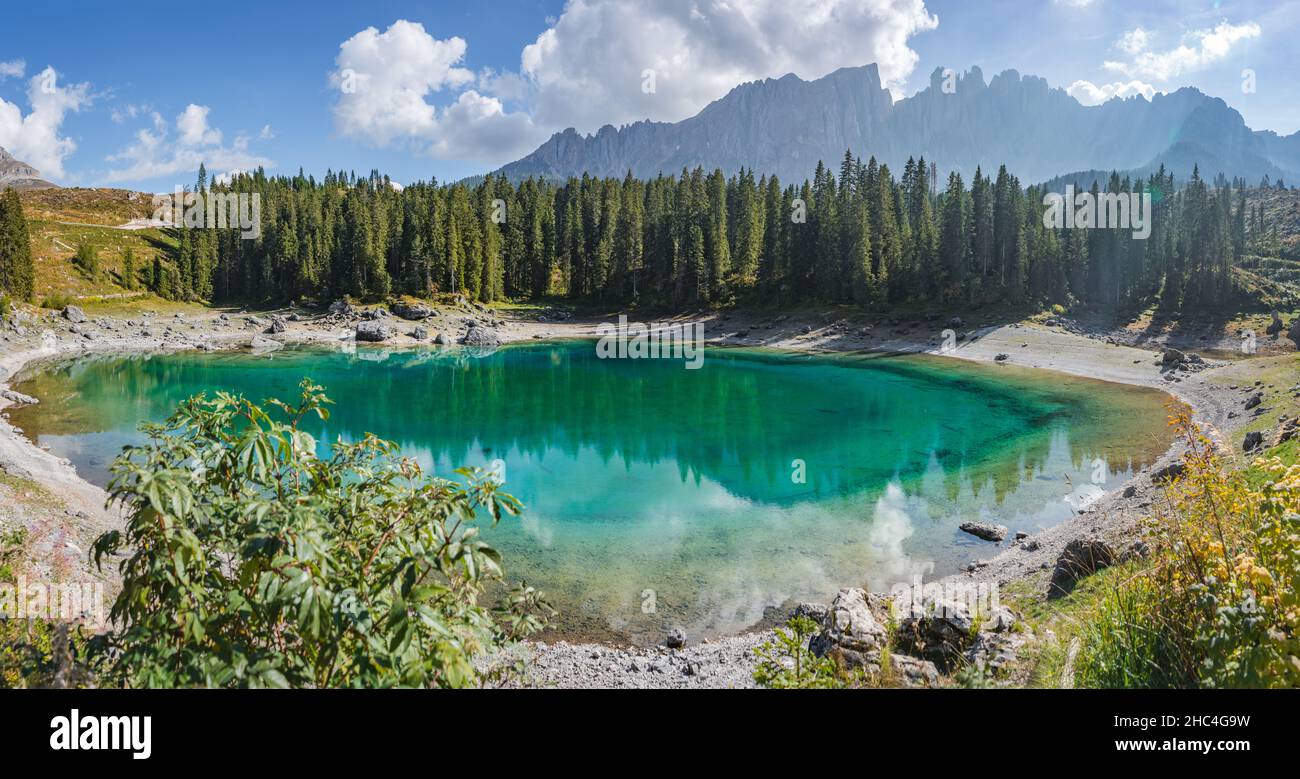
0 66 91 179
1104 20 1261 81
330 20 477 145
1066 79 1158 106
330 2 938 166
104 104 273 184
0 60 25 79
1114 27 1153 55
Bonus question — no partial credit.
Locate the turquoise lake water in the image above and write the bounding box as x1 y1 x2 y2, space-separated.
12 341 1174 643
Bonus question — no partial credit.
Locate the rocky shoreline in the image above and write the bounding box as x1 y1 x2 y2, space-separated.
0 301 1271 688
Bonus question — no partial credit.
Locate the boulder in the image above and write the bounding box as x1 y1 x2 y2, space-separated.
1289 318 1300 348
1273 419 1300 446
809 588 888 668
410 326 429 340
61 305 86 324
266 317 286 334
1245 392 1264 410
249 335 283 353
460 325 502 347
328 300 354 316
959 522 1008 542
355 321 394 343
1047 538 1116 599
665 628 686 649
1243 431 1264 451
789 602 829 624
434 332 451 345
1161 348 1185 368
896 597 975 667
1151 461 1185 484
1266 310 1284 335
392 301 434 321
884 653 940 686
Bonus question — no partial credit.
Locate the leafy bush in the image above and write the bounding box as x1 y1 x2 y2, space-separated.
40 293 73 311
91 380 550 688
752 616 848 688
1078 413 1300 688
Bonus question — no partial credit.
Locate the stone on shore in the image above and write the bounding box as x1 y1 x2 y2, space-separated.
460 325 501 347
249 335 283 352
392 301 434 320
356 321 394 342
61 305 87 324
1047 538 1116 599
1243 430 1264 451
809 588 888 669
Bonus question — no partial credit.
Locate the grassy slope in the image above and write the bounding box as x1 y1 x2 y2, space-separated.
19 188 178 306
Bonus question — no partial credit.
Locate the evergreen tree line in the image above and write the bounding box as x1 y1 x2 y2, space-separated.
100 154 1272 313
0 188 35 302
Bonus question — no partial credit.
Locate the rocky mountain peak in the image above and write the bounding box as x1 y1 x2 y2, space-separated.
0 146 57 191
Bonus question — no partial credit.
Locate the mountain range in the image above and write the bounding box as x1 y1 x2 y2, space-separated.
0 147 57 191
493 65 1300 189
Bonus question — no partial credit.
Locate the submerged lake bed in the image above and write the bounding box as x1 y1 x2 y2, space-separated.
12 341 1175 644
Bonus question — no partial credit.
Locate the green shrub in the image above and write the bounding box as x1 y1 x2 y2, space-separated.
753 616 848 688
40 293 73 311
91 379 551 688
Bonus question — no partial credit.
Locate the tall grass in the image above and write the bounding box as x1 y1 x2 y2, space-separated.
1077 412 1300 688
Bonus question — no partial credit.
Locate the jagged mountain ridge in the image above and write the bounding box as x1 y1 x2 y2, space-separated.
0 146 57 191
494 65 1300 187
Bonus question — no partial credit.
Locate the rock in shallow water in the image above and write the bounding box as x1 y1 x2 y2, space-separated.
959 521 1008 542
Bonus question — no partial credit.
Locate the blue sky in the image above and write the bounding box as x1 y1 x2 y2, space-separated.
1 0 1294 191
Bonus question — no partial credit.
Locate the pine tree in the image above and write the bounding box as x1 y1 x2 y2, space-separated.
0 188 35 300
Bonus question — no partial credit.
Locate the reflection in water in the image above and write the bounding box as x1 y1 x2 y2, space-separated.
12 342 1174 643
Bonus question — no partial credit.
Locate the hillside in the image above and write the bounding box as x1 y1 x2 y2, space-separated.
17 187 176 304
494 65 1300 187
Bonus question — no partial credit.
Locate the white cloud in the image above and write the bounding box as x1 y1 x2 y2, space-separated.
330 20 477 146
1053 0 1096 7
109 103 150 124
1104 20 1261 81
0 66 91 179
1114 27 1153 55
104 103 273 184
258 124 274 140
0 60 25 79
1066 79 1158 106
330 2 939 166
176 104 223 146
